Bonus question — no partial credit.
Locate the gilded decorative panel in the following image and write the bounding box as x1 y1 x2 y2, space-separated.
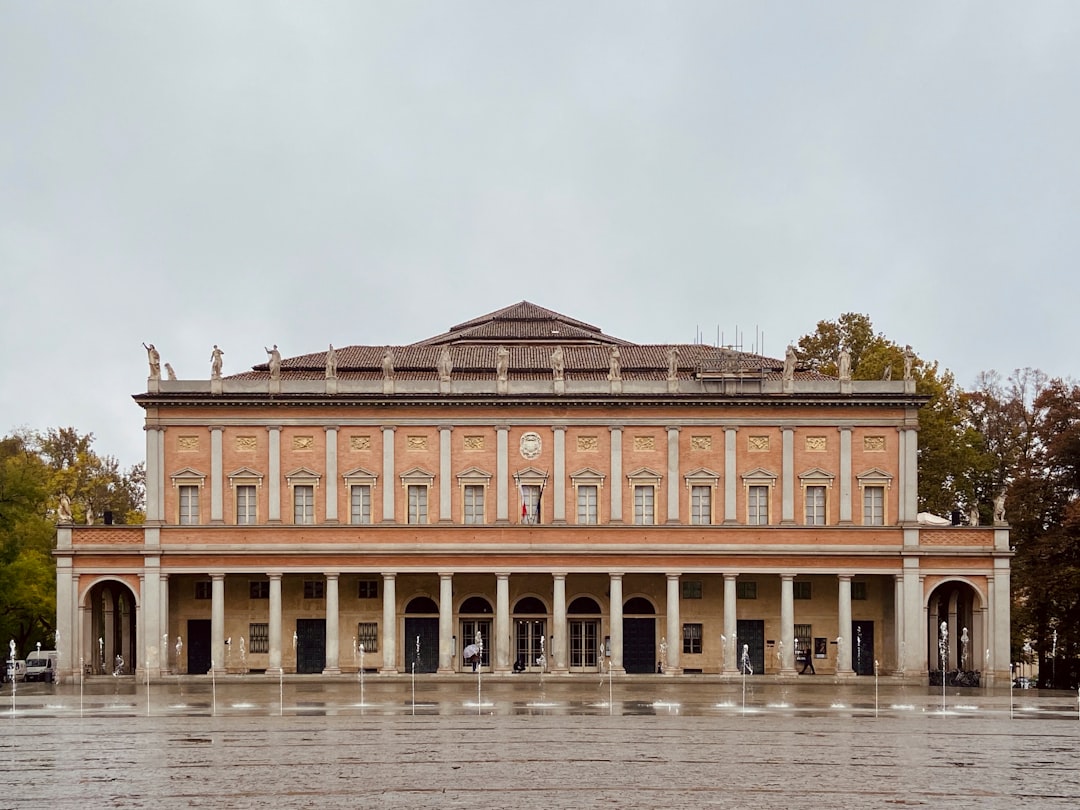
864 436 886 452
292 436 314 450
690 435 712 451
633 436 655 451
577 436 599 452
350 435 372 451
177 436 199 452
463 435 485 451
805 436 827 452
235 436 257 452
748 435 770 452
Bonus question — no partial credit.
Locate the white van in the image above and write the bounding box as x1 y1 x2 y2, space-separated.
25 650 58 682
4 659 26 683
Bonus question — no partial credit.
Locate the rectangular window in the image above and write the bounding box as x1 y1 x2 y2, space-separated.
463 485 484 525
249 580 269 599
690 485 712 525
682 623 703 655
748 486 768 525
179 485 200 525
357 622 379 654
794 581 812 600
805 485 826 525
852 581 868 601
293 485 315 524
520 484 541 524
236 485 256 525
681 580 702 599
358 579 378 599
633 485 655 525
350 485 371 525
303 580 325 599
249 623 269 654
407 485 428 525
577 485 598 525
736 581 757 599
863 486 884 525
194 580 211 600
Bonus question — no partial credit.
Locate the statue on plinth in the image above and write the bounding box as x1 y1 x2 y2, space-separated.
142 343 160 380
210 345 224 379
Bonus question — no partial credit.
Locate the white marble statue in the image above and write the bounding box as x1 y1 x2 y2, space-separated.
142 343 160 380
667 346 679 381
210 345 224 379
838 348 851 381
496 346 510 381
265 345 281 379
164 362 176 380
381 348 395 379
551 346 565 381
607 346 622 381
438 347 453 382
325 344 337 379
783 345 797 382
57 492 72 523
903 345 916 381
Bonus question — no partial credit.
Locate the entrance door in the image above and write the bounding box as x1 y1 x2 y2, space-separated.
187 619 211 675
569 620 599 672
460 619 491 670
623 618 656 674
515 619 548 671
736 619 765 675
296 618 326 674
403 617 439 673
852 621 874 676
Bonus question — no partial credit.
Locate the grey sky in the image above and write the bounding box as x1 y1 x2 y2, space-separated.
2 2 1077 469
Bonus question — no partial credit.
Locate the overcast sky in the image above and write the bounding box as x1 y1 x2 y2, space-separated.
2 2 1077 469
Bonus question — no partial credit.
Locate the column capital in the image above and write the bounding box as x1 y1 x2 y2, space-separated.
208 425 224 432
437 425 454 432
268 572 283 582
552 572 567 581
666 425 681 434
381 425 397 433
211 572 225 582
495 572 511 580
724 572 739 582
666 572 681 582
324 425 339 433
609 572 624 581
780 573 796 582
837 574 852 583
609 425 623 433
324 572 339 582
381 572 397 581
266 425 281 432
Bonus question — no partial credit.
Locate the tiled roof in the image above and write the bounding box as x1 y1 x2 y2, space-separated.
231 302 830 381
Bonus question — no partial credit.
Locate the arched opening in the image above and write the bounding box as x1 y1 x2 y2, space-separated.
404 595 439 672
623 596 657 674
85 580 137 676
513 596 548 672
459 596 492 670
568 596 602 672
927 580 984 685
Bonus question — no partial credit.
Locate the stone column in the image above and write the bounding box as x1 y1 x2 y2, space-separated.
609 573 624 672
552 573 568 673
724 428 738 524
496 426 509 523
267 427 282 522
780 574 796 675
552 427 566 524
211 573 226 674
159 573 170 674
609 427 623 523
837 575 853 675
992 558 1010 685
904 428 919 522
723 574 738 674
902 558 924 672
381 573 397 673
145 426 161 522
781 427 795 524
439 426 453 522
55 557 73 681
838 427 852 524
210 427 224 523
438 573 454 673
267 573 283 675
495 573 511 672
893 574 905 675
666 427 680 523
323 573 340 674
665 573 682 674
324 427 339 523
142 558 161 676
381 427 396 523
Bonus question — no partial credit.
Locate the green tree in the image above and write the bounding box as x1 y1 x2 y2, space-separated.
37 427 145 524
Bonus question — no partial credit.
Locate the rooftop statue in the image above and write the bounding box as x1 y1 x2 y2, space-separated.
325 344 337 379
265 345 281 379
551 346 565 381
210 345 224 379
142 343 160 380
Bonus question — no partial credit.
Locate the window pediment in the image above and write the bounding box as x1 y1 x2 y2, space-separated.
456 466 493 483
285 467 322 488
857 467 893 487
799 467 835 484
170 467 206 487
228 467 264 487
569 467 606 484
513 466 549 485
399 466 435 486
684 467 721 484
741 467 777 483
342 466 378 486
626 466 662 485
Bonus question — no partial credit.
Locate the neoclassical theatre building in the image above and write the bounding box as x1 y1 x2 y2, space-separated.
54 302 1011 683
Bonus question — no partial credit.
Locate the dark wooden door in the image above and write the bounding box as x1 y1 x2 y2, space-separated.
187 619 211 675
296 619 326 674
736 619 765 675
403 617 439 673
623 618 656 674
852 621 875 675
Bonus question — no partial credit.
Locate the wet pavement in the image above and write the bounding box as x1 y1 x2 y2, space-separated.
2 676 1079 808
